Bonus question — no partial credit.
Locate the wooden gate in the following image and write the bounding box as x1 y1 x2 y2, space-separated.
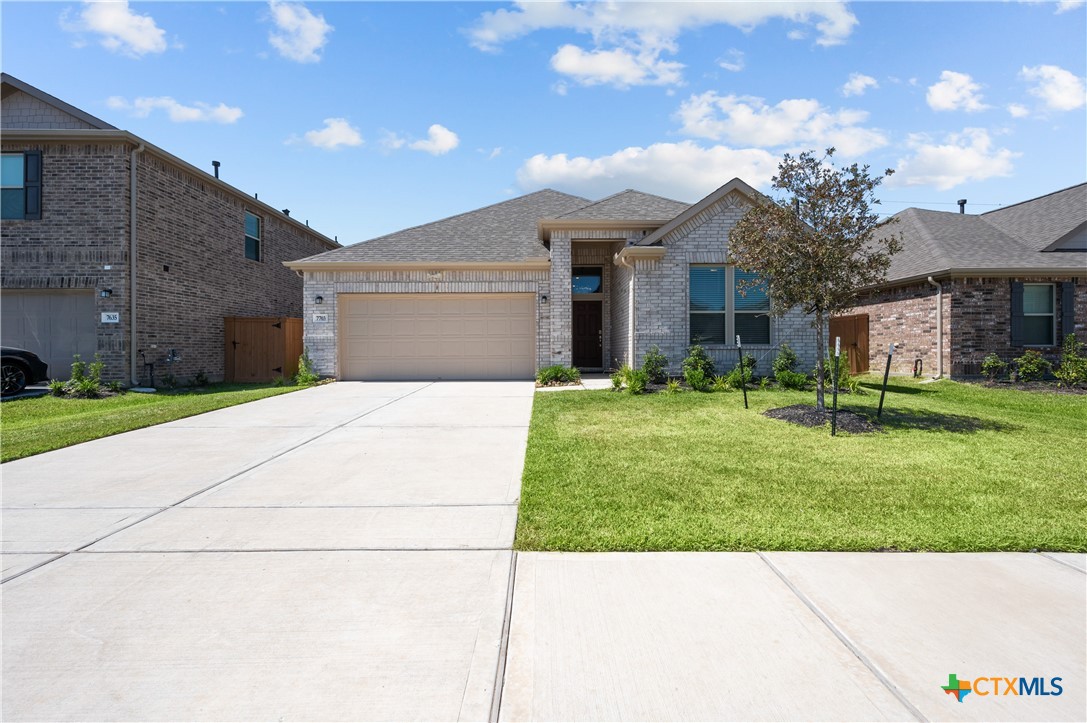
224 316 303 382
829 314 870 374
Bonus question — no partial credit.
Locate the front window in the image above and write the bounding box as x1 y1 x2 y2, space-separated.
2 154 26 219
572 266 602 295
689 265 771 345
1022 283 1055 346
245 211 262 261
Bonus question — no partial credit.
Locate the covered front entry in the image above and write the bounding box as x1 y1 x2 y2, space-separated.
339 293 536 381
1 289 96 379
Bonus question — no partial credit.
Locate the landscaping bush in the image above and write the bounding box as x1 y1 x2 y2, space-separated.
682 345 716 378
664 378 682 394
68 377 102 399
685 367 713 392
812 350 853 392
52 353 116 399
295 348 320 386
626 368 649 395
772 343 798 377
160 373 178 390
193 369 210 387
775 369 809 390
641 345 668 384
47 379 66 397
981 352 1007 381
1054 333 1087 388
610 368 625 391
537 365 581 386
723 366 750 390
70 355 87 384
1013 349 1052 382
712 374 730 392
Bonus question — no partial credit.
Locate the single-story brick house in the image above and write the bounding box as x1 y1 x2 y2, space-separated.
1 73 338 385
838 183 1086 378
287 178 821 381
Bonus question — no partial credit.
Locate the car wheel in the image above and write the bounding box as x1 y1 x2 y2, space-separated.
1 362 28 396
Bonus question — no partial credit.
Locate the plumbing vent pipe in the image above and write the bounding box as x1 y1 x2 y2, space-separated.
957 199 967 214
212 160 220 179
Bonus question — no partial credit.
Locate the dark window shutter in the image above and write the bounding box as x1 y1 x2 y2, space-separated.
1010 281 1024 346
1060 282 1076 343
23 150 41 220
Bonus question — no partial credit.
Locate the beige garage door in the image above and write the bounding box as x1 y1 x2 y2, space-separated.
1 290 97 379
340 293 536 381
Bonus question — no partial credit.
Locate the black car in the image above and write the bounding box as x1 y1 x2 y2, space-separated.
1 347 50 396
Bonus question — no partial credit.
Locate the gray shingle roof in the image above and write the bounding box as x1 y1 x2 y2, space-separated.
980 183 1086 251
295 189 591 264
879 189 1087 284
555 189 690 221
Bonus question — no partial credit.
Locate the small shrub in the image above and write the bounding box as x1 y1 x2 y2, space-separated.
87 354 105 384
1013 349 1052 382
712 374 730 392
1054 333 1087 388
759 376 770 390
641 345 668 384
159 373 178 389
106 380 123 393
723 366 749 390
813 351 852 391
536 365 581 386
685 367 713 392
68 377 101 399
610 369 625 391
70 355 87 383
682 345 716 378
775 370 809 390
772 343 798 377
48 379 67 396
981 353 1007 381
626 368 649 395
295 347 320 386
193 369 210 387
272 375 288 387
664 378 682 394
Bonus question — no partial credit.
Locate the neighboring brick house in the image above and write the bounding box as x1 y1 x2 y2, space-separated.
838 183 1086 378
288 178 822 381
1 73 338 385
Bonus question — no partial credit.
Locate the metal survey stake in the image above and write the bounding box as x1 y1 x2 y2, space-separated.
878 342 894 418
831 336 840 436
736 335 748 409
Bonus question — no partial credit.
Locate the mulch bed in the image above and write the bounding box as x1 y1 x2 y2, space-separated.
763 404 883 434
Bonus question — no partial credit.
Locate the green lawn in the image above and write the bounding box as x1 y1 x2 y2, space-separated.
517 378 1087 552
0 383 304 462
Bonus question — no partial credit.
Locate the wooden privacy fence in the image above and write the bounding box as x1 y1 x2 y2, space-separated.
829 313 870 374
224 316 303 383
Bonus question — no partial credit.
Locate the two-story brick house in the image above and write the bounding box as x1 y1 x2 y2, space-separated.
1 73 338 385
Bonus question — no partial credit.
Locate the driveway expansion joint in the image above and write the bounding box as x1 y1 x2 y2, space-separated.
1039 551 1087 573
489 550 518 723
756 552 928 723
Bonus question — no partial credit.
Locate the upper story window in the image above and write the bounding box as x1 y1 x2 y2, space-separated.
572 267 602 295
1 151 41 221
1021 283 1055 346
689 265 771 345
244 211 262 261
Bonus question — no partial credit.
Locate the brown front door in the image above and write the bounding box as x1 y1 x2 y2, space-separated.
829 314 870 374
572 300 603 368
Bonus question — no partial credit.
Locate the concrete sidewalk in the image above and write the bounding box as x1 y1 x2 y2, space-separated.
498 551 1086 722
2 381 533 721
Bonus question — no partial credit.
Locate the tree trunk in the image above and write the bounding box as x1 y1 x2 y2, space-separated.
815 310 826 412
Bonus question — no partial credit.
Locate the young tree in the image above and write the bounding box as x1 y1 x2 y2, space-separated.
729 148 901 411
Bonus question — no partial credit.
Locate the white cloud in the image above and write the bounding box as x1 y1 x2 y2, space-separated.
488 147 503 160
718 49 745 73
676 92 887 156
550 44 682 87
892 128 1018 190
1021 64 1086 111
379 130 406 150
106 96 243 123
926 70 989 112
841 72 878 97
268 0 333 63
1007 103 1030 118
467 2 856 88
516 141 779 201
1056 0 1085 13
62 1 167 57
409 124 460 155
301 118 363 150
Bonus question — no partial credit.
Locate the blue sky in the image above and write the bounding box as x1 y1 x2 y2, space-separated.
2 1 1085 245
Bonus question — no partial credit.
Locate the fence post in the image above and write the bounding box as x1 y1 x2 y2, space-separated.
736 335 748 410
831 336 840 436
878 342 894 418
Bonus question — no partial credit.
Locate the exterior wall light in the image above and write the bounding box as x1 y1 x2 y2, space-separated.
100 289 113 298
540 293 549 303
314 295 324 305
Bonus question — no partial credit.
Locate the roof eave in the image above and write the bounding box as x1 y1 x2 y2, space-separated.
2 129 339 249
538 219 672 241
283 259 552 272
862 265 1087 290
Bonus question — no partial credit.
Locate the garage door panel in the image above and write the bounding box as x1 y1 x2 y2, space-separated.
340 294 535 381
1 290 97 380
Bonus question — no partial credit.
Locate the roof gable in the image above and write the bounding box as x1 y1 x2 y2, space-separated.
1 73 116 130
638 178 763 246
555 189 689 221
980 183 1087 251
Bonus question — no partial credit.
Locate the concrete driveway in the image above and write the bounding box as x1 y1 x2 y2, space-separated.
2 381 533 721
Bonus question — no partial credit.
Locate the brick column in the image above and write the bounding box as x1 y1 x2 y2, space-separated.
549 234 572 366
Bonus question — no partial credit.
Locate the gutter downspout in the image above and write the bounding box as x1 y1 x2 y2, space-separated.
130 143 145 386
927 276 943 379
